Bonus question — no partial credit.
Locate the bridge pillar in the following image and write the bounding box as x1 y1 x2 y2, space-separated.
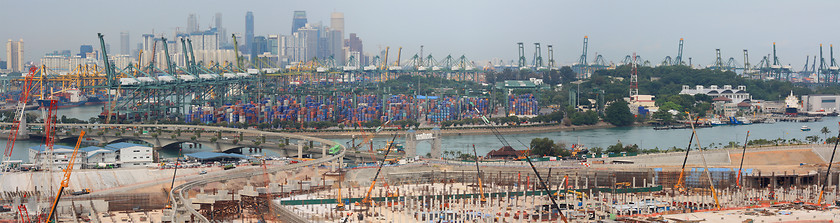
404 130 417 158
431 127 442 159
322 146 326 158
298 143 303 159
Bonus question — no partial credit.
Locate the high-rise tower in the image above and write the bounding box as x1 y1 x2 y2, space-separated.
245 11 254 55
292 11 307 33
5 39 24 72
187 13 198 33
330 12 344 34
120 31 130 55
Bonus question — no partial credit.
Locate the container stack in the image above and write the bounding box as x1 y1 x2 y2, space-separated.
508 94 538 116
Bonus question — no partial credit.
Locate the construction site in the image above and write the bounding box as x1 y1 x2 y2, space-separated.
6 29 840 223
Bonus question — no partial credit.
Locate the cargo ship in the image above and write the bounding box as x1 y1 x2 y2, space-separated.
784 91 800 116
37 88 88 108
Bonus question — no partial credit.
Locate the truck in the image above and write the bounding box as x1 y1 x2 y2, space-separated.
71 189 91 195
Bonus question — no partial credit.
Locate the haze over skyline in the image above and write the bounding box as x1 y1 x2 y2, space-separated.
2 0 838 68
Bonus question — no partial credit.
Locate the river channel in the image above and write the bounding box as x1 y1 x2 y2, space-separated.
5 105 840 162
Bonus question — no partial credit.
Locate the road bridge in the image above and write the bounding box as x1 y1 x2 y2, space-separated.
19 123 392 162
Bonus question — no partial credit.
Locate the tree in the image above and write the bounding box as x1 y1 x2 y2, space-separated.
558 66 576 83
652 110 674 123
822 127 831 142
604 100 634 126
530 138 557 156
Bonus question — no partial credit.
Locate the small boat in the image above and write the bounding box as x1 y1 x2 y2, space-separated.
801 126 811 131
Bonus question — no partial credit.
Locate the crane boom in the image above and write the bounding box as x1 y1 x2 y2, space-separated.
361 134 398 206
2 66 36 171
472 144 486 203
47 131 86 222
232 34 243 72
473 108 568 223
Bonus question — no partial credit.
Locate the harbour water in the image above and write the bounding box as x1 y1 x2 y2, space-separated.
5 104 840 162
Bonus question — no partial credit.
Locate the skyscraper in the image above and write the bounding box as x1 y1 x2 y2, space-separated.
79 45 93 58
5 39 24 72
245 11 254 56
291 11 307 33
253 36 267 56
187 13 198 33
330 12 344 35
346 33 363 65
267 35 280 55
215 12 227 45
120 31 130 55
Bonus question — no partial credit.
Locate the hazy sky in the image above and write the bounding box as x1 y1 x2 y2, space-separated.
2 0 839 69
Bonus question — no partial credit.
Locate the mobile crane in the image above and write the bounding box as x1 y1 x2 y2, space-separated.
473 108 568 223
339 120 390 210
360 134 399 206
471 144 486 203
46 98 86 222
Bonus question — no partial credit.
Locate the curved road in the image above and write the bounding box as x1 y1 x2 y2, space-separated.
53 124 343 223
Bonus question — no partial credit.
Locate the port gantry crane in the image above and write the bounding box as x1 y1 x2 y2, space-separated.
472 108 569 223
2 66 36 171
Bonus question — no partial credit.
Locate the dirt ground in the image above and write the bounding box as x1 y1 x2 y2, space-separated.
729 149 824 166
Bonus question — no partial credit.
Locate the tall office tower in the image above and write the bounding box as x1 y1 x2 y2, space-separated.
327 30 344 65
187 13 198 33
5 39 24 72
79 45 93 58
291 11 307 33
346 33 363 64
120 31 130 55
215 12 222 29
253 36 267 56
245 11 254 56
330 12 344 35
267 35 280 55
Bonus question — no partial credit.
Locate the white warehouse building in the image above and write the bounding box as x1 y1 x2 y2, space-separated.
679 85 752 104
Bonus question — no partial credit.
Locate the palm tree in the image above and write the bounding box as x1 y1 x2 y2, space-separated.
822 127 831 142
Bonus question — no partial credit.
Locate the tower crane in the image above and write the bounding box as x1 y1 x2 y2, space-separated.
2 66 36 171
472 108 568 223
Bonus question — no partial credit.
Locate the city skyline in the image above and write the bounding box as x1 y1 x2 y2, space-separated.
2 0 839 68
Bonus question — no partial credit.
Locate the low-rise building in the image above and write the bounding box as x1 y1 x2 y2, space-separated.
105 142 153 168
801 95 840 113
81 146 117 167
28 145 86 170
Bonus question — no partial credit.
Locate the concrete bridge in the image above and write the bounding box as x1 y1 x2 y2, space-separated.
24 123 392 162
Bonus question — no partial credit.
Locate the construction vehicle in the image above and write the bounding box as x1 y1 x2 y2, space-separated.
71 189 91 196
360 134 399 206
46 129 86 222
615 182 631 188
2 66 36 171
473 108 569 223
